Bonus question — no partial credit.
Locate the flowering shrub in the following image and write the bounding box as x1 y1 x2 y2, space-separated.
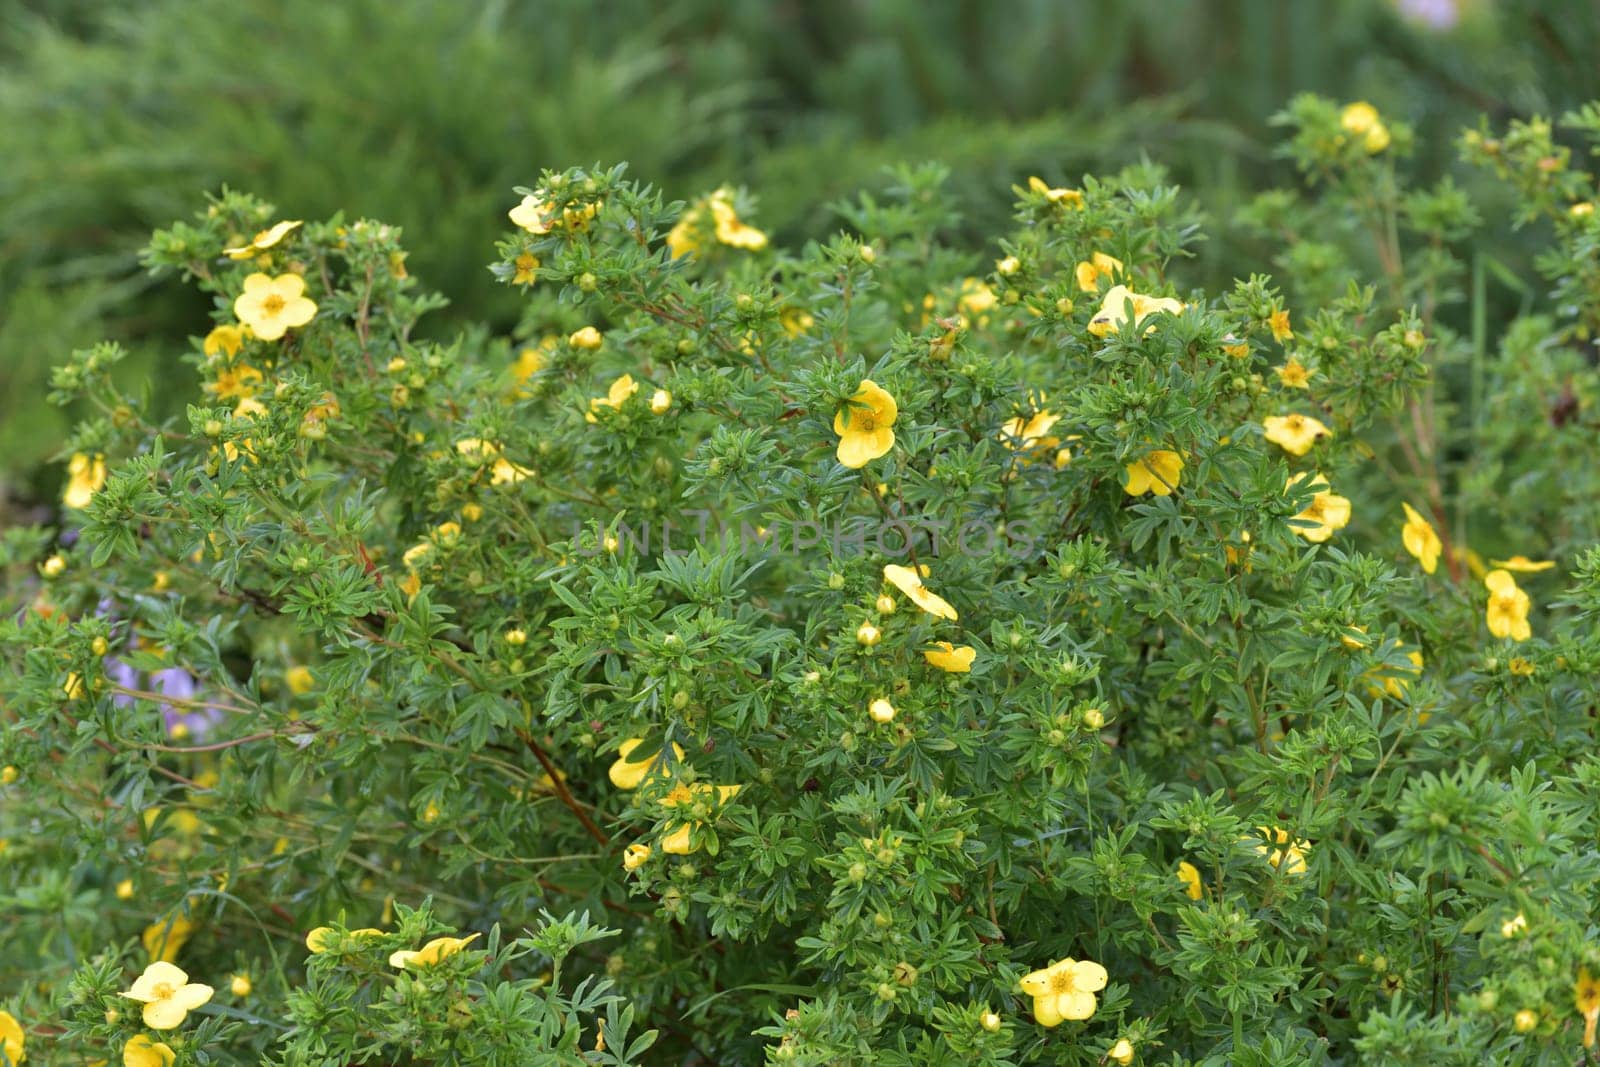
4 96 1600 1064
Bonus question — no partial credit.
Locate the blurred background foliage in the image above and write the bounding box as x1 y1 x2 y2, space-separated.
3 0 1598 502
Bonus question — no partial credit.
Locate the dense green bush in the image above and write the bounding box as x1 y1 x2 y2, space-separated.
3 93 1600 1064
7 0 1600 493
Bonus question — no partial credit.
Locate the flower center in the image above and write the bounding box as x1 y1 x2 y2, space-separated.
855 413 877 432
151 981 175 999
1049 971 1076 994
1303 499 1326 520
261 294 286 316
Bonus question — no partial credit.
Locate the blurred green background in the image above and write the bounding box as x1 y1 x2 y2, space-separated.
4 0 1597 505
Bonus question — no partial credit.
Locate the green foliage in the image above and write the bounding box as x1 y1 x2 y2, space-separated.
3 94 1600 1064
4 0 1599 493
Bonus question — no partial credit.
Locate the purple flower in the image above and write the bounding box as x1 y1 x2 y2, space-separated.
1395 0 1460 30
104 656 216 741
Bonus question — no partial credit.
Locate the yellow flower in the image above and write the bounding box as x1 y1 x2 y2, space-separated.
958 278 997 316
454 438 533 485
608 738 686 790
1250 826 1310 875
1366 647 1424 701
780 307 815 336
116 878 135 900
120 961 213 1029
509 195 552 234
1341 101 1391 153
1262 413 1331 456
285 666 314 695
856 621 881 646
650 388 672 415
305 926 384 953
123 1034 176 1067
1177 860 1203 900
1123 450 1184 497
882 563 957 620
206 362 264 401
511 252 540 285
923 642 976 673
665 205 702 258
1500 913 1528 938
869 697 897 723
0 1010 22 1065
623 843 652 871
511 346 546 395
1268 308 1293 342
584 373 639 422
202 324 246 361
834 380 898 469
709 190 768 250
389 932 480 970
1576 967 1600 1048
1286 473 1351 543
63 452 108 509
1484 569 1532 642
1489 555 1555 573
1276 358 1312 389
229 972 252 997
1074 252 1123 292
1018 957 1108 1026
233 273 317 341
998 409 1061 453
1400 503 1442 575
1514 1008 1538 1033
1109 1037 1135 1065
223 219 301 259
1027 176 1084 208
570 325 604 351
659 782 742 855
1088 285 1183 338
141 914 195 964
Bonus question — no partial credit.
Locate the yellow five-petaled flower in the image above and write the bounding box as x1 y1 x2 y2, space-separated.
0 1010 23 1065
119 961 213 1030
923 642 976 673
1075 252 1122 293
585 373 639 422
233 273 317 341
389 933 481 970
62 452 107 509
834 380 898 468
1123 451 1184 497
1018 957 1108 1026
1286 473 1351 542
608 738 685 790
1576 967 1600 1049
223 219 301 260
1400 503 1442 575
123 1034 177 1067
1251 826 1310 875
1027 176 1084 208
1088 285 1183 338
883 563 957 620
1177 860 1203 900
659 782 742 855
1262 414 1331 457
1484 569 1531 641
